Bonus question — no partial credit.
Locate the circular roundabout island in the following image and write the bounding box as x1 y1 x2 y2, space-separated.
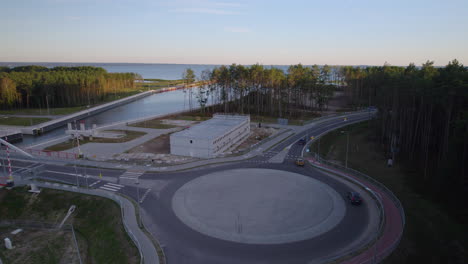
172 168 347 244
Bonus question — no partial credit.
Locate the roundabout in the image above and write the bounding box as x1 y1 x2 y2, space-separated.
172 168 346 244
14 112 403 264
142 161 380 264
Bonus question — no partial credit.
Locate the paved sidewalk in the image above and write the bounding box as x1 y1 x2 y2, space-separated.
66 125 182 160
17 180 160 264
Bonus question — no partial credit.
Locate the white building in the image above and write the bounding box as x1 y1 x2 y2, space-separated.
170 114 250 158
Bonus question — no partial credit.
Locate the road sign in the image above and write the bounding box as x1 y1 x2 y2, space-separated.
310 136 314 140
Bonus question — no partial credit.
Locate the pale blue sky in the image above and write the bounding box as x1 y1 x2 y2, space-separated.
1 0 467 66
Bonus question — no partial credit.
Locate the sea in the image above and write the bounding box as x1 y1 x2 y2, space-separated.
0 62 291 80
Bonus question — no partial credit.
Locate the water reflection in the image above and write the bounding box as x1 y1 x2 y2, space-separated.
19 89 195 147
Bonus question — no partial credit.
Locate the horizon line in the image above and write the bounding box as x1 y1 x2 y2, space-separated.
0 61 457 68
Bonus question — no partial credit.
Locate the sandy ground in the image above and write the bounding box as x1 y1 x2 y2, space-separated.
235 125 279 151
116 133 199 165
128 134 170 154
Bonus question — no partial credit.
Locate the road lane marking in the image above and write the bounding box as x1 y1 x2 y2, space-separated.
106 183 124 188
139 188 151 203
100 186 120 192
89 180 101 187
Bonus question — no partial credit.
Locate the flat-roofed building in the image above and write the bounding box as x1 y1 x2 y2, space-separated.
170 114 250 158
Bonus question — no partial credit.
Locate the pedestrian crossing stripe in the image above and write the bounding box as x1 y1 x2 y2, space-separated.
99 182 124 192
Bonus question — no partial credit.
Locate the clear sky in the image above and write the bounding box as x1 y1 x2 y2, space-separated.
1 0 467 66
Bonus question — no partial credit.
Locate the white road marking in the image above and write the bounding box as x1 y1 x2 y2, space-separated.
100 186 120 192
106 183 124 188
89 180 101 187
139 188 151 203
45 170 90 178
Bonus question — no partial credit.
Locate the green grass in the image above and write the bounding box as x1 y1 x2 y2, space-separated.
0 116 51 126
0 88 144 117
129 119 177 129
137 79 185 90
0 187 139 264
44 130 146 151
0 106 88 116
100 89 143 103
307 121 468 264
0 228 72 264
172 115 211 121
250 112 321 126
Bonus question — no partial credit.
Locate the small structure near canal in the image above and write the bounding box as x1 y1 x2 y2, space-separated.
170 114 250 158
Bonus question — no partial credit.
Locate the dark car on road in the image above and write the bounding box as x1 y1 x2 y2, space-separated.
298 138 306 145
346 191 362 205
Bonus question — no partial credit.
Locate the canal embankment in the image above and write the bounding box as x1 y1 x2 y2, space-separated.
18 85 196 136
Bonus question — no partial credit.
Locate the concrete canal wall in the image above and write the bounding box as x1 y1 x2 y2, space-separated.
0 129 23 143
20 85 193 135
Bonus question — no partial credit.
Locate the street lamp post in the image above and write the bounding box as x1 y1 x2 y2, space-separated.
318 137 321 162
341 130 349 168
135 179 142 226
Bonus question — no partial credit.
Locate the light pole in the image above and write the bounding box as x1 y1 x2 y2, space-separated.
341 130 349 168
318 137 321 162
135 178 142 226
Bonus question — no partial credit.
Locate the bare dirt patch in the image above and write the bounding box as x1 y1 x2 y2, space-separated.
117 133 198 165
128 134 170 154
129 117 198 129
235 125 279 151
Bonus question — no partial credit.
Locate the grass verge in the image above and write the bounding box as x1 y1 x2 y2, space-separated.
307 121 467 264
0 116 51 126
0 186 140 264
129 119 177 129
44 130 146 151
0 107 87 116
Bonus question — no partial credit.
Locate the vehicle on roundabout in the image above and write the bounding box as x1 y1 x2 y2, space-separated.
346 191 362 205
295 158 305 166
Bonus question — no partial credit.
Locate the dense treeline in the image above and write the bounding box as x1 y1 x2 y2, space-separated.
192 64 341 116
343 60 468 211
0 66 140 109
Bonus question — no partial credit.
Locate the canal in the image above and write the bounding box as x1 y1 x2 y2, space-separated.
18 89 208 147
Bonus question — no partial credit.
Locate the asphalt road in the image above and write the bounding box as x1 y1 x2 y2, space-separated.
140 162 376 264
4 112 380 264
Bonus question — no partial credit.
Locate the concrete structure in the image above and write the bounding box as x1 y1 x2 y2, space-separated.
0 129 22 143
65 122 98 138
20 85 193 136
170 114 250 158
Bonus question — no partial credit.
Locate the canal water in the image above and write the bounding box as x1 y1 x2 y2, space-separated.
18 89 209 147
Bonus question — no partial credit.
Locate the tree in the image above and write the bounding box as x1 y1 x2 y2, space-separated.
182 68 196 111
